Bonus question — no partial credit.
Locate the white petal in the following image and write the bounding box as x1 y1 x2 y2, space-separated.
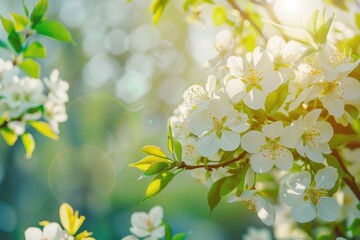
243 88 267 110
250 151 275 173
274 147 294 171
241 131 266 153
43 222 63 240
197 134 219 157
206 74 217 96
315 121 334 143
225 79 246 103
280 125 303 148
304 147 325 163
240 190 256 200
266 36 285 59
150 225 165 238
280 181 305 207
291 201 316 223
122 235 140 240
259 71 283 93
225 111 249 133
343 77 360 100
131 212 149 231
303 109 322 127
317 197 341 222
262 121 284 140
226 56 244 77
130 227 149 238
256 196 276 226
149 206 163 227
25 227 43 240
188 110 212 136
219 130 240 151
321 94 344 118
314 166 338 190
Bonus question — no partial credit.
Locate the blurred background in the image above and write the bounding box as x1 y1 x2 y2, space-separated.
0 0 356 239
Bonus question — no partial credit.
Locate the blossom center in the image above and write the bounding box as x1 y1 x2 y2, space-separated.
302 127 321 148
243 68 262 90
304 188 328 205
240 199 257 212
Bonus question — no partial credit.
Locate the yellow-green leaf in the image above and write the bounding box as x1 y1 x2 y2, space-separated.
355 13 360 30
0 16 14 33
23 41 47 58
11 13 29 32
129 156 171 171
145 172 175 198
21 133 35 159
30 0 48 26
19 59 40 78
212 6 227 26
144 162 169 176
28 121 58 140
150 0 170 24
35 20 72 42
140 145 167 158
1 128 18 146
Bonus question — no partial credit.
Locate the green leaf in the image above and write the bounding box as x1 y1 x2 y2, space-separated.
11 13 29 32
207 178 225 212
23 41 47 58
328 134 358 149
150 0 170 24
30 0 48 26
220 175 240 197
144 162 170 176
167 121 174 153
317 13 334 44
1 16 14 33
129 155 171 171
345 104 359 119
1 128 18 146
173 140 182 161
0 40 8 49
172 233 187 240
212 6 227 26
349 218 360 236
21 133 35 159
27 121 58 140
355 13 360 29
352 119 360 134
145 172 175 199
22 0 29 17
35 20 72 42
164 221 172 240
19 59 40 78
8 30 23 53
140 145 167 158
265 81 289 115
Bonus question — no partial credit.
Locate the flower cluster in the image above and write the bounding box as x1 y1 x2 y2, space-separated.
25 203 94 240
0 58 69 157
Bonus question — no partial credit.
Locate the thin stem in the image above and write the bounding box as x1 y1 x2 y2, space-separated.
226 0 267 41
333 149 360 201
178 151 247 170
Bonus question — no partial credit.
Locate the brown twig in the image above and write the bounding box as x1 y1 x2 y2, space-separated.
333 149 360 201
178 151 247 170
226 0 267 41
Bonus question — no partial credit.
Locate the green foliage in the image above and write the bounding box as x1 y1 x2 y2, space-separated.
355 13 360 30
173 140 182 161
8 30 23 53
212 6 227 26
325 0 349 11
19 59 40 78
167 121 174 154
145 172 175 199
306 9 334 45
21 133 35 159
11 13 29 32
172 233 187 240
328 134 358 149
28 121 58 140
265 81 289 115
144 162 170 176
183 0 213 11
164 221 172 240
0 128 18 146
349 218 360 236
326 155 353 182
141 145 167 158
1 16 14 33
23 42 47 58
30 0 48 27
150 0 171 24
0 39 8 49
35 20 73 42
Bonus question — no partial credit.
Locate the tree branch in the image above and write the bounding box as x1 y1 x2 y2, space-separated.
178 151 247 170
333 149 360 201
226 0 267 41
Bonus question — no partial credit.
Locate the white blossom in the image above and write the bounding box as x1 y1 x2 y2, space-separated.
129 206 165 239
44 69 69 103
242 227 272 240
225 47 283 110
25 222 73 240
280 167 340 223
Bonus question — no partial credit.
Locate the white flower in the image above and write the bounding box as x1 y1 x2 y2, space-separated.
225 48 283 110
280 166 340 223
191 168 229 188
241 121 294 173
129 206 165 239
188 97 249 157
44 101 68 133
282 109 333 163
25 222 73 240
229 190 276 226
242 227 272 240
180 137 201 164
44 69 69 103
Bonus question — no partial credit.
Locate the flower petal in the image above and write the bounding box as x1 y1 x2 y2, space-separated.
303 109 322 127
219 130 240 151
150 225 165 238
259 71 283 93
197 134 219 157
317 197 340 222
315 121 334 143
241 131 266 153
25 227 43 240
262 121 284 140
225 79 246 103
250 151 275 173
243 88 267 110
149 206 163 227
291 201 316 223
343 77 360 100
314 166 338 190
274 147 294 171
304 146 325 163
321 94 344 118
256 196 276 226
